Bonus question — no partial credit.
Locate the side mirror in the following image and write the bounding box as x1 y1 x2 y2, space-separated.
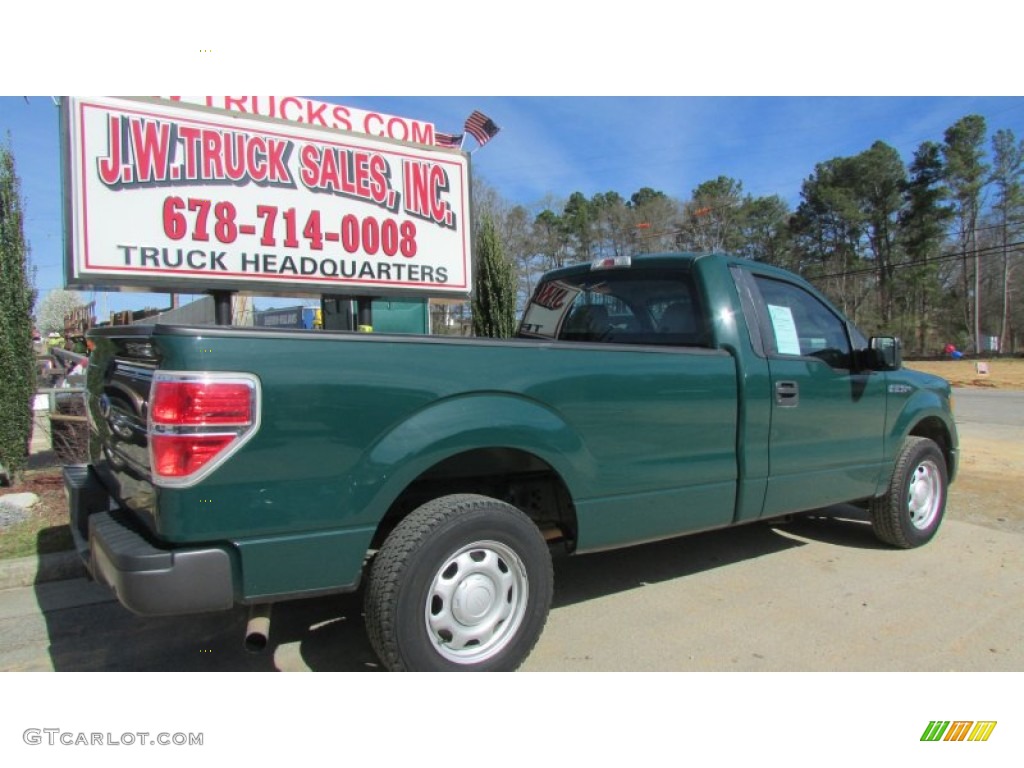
869 336 902 371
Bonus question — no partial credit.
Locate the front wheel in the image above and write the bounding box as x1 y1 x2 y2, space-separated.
364 494 553 671
869 436 948 548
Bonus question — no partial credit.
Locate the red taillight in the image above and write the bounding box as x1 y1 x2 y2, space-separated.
148 373 260 486
151 381 252 425
151 434 235 478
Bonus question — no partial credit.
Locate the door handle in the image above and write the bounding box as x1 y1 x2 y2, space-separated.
775 380 799 407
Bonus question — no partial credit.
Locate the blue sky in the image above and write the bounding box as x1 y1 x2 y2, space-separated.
3 95 1022 318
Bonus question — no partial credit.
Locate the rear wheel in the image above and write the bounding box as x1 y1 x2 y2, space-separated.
870 436 948 548
364 494 553 671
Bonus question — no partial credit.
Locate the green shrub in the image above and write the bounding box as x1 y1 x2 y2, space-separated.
0 142 37 483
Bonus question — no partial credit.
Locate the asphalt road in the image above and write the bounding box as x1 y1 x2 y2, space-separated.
952 387 1024 436
0 388 1020 672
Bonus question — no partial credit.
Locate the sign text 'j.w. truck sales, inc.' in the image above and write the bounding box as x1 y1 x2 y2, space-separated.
62 96 472 297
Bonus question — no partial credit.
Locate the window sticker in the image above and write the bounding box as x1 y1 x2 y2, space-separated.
520 281 582 339
767 304 802 355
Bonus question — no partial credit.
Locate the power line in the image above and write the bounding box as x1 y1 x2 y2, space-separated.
807 240 1024 282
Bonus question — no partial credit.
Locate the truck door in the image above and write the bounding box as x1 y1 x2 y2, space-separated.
749 274 888 517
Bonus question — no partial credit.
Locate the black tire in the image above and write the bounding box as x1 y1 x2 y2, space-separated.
364 494 553 671
869 436 948 548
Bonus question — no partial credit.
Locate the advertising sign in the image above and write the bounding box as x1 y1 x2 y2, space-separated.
62 96 472 297
519 281 582 339
162 96 437 145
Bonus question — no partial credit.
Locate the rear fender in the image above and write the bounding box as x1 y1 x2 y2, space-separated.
348 393 588 526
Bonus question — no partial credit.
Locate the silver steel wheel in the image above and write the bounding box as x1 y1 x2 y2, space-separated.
424 539 529 665
870 436 948 549
907 458 943 530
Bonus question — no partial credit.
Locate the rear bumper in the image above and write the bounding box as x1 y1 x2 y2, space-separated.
64 465 235 616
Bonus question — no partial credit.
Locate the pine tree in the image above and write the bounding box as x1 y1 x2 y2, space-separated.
900 141 953 354
472 215 517 338
943 115 989 352
0 140 37 482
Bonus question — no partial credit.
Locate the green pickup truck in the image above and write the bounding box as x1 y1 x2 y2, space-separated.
66 252 958 671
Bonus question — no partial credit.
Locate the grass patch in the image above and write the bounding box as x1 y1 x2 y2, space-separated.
0 467 74 561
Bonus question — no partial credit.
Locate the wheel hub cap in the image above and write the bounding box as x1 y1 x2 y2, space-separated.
907 459 942 530
453 574 497 623
425 540 529 665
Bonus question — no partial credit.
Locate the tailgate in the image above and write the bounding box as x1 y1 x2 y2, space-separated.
86 326 162 526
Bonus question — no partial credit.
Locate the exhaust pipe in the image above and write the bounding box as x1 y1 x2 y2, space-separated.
244 604 272 653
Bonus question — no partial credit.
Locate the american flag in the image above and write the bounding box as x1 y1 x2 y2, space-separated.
464 110 500 147
434 131 464 149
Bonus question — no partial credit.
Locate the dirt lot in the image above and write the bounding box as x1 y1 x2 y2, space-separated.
904 356 1024 389
904 358 1024 535
949 435 1023 533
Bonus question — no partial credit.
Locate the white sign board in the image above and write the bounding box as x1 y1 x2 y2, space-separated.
62 96 471 297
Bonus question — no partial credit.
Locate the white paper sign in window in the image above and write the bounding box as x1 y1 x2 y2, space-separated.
767 304 802 355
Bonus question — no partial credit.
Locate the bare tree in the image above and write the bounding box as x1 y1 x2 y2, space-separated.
990 129 1024 352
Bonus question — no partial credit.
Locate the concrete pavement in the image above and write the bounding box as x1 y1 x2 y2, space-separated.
0 509 1020 671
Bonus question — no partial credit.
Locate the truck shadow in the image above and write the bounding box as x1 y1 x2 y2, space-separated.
549 503 885 608
37 577 378 672
771 504 890 549
38 505 884 672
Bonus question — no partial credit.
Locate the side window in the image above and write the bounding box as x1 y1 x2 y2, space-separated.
753 276 852 369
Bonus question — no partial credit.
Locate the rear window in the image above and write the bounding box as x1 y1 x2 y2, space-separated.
518 269 709 347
